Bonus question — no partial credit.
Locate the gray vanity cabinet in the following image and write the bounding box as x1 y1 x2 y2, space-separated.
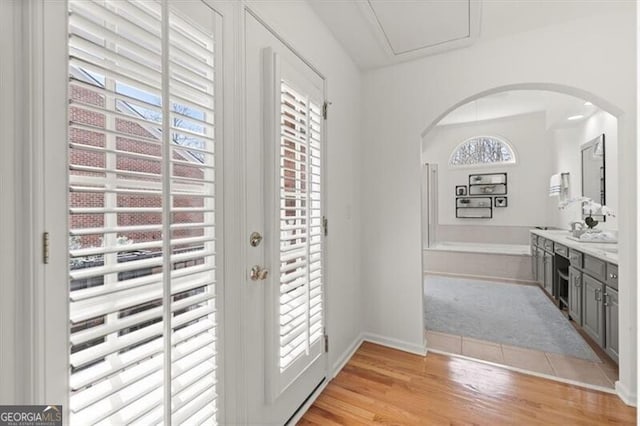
530 233 619 364
605 287 619 363
536 247 545 286
543 252 553 296
531 242 538 281
582 274 605 347
568 266 582 325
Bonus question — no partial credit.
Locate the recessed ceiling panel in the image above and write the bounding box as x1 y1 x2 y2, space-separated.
368 0 470 54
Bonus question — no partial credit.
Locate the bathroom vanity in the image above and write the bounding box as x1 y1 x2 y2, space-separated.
530 229 618 363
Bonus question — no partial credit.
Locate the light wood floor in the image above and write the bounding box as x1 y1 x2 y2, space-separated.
299 342 636 425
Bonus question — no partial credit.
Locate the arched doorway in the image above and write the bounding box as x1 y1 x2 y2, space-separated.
419 83 633 404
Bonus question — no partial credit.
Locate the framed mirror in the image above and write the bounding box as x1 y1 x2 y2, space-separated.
581 134 605 221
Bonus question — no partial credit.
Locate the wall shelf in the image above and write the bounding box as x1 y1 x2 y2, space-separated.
456 197 493 218
469 173 508 195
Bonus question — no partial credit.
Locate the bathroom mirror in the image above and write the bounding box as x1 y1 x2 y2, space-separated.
581 134 605 221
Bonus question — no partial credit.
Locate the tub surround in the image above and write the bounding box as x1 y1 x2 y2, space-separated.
530 229 618 264
434 225 533 245
424 249 534 284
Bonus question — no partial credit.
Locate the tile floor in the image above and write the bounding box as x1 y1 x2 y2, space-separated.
426 330 617 389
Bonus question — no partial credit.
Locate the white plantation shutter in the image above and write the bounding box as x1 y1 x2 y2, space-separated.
67 1 219 424
167 6 218 425
278 80 324 372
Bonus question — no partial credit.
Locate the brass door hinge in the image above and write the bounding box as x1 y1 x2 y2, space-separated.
322 101 329 120
324 334 329 353
322 216 328 237
43 232 50 264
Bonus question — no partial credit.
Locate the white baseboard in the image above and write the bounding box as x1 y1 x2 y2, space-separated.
332 333 364 378
615 380 637 407
362 332 427 356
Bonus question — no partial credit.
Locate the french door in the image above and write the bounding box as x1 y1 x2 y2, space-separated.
42 2 325 424
44 0 224 423
244 12 328 424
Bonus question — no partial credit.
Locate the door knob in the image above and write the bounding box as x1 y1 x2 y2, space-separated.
250 231 263 247
250 265 269 281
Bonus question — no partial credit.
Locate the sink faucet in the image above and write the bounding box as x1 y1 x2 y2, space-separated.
570 221 585 237
570 221 584 231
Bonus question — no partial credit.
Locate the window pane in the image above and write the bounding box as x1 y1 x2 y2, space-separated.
449 136 515 167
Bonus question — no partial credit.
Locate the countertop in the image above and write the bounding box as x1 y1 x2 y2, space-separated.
530 229 618 264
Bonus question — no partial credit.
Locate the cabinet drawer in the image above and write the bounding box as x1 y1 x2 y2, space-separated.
569 249 583 268
584 255 606 282
606 263 618 290
537 237 545 249
543 239 554 252
554 243 568 257
530 234 538 246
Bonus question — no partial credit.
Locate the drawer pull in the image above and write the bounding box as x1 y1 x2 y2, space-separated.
609 273 617 279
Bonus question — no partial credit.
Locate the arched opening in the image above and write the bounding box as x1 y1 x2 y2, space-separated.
419 84 628 395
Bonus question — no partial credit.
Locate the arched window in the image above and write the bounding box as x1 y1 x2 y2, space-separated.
449 136 516 167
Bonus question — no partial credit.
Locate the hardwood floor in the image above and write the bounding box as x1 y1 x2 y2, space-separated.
299 342 636 425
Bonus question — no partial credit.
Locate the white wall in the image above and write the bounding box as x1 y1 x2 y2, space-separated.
424 112 552 229
237 0 366 376
550 111 619 231
360 7 637 402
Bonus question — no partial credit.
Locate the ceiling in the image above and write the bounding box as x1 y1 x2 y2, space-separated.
308 0 624 70
366 0 472 55
308 0 479 69
436 90 601 129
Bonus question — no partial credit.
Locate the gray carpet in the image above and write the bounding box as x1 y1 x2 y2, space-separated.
424 275 599 362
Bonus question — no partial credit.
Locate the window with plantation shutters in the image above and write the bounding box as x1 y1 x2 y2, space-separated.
278 80 324 373
67 0 219 424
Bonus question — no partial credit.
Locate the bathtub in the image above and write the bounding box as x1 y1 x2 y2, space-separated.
423 241 534 283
